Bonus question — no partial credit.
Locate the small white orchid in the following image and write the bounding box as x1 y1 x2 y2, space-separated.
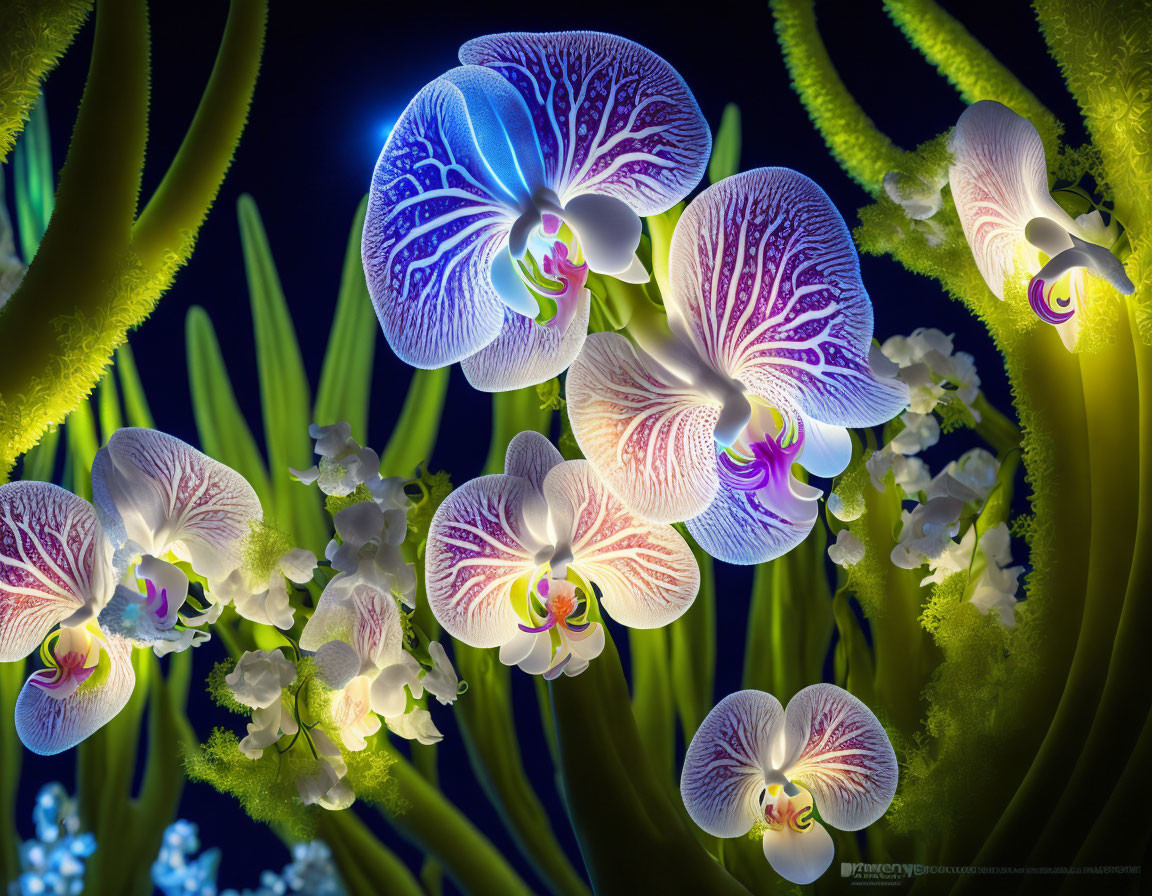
921 523 1022 626
883 168 947 221
291 422 383 498
925 448 1000 505
827 530 865 569
888 412 941 456
867 448 931 498
297 728 354 811
211 543 316 631
385 708 443 746
682 686 897 885
422 641 460 706
325 500 415 608
880 329 981 419
891 497 965 569
226 649 297 710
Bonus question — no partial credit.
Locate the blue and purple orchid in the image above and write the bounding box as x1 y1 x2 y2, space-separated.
566 168 908 564
424 431 699 678
362 31 711 391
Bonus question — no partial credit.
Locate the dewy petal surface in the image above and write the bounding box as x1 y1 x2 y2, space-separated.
459 31 710 214
363 75 518 369
15 631 135 755
543 460 698 628
949 100 1078 300
91 428 262 582
681 689 785 838
566 332 721 523
426 475 542 647
781 683 898 831
461 288 590 392
0 483 114 662
667 169 908 428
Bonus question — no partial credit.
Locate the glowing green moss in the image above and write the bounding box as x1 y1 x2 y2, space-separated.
241 520 294 584
206 659 250 715
325 482 374 518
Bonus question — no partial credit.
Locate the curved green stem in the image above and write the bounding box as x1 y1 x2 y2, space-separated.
884 0 1063 156
771 0 906 195
316 808 424 896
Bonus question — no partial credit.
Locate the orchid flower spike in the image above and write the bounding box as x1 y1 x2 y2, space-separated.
426 431 699 679
949 100 1134 349
567 168 908 564
681 686 897 885
363 31 711 392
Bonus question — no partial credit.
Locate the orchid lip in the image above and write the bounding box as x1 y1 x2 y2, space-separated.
1027 277 1075 325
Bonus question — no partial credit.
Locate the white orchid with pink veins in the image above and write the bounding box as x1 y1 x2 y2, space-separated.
425 431 699 679
681 685 897 885
567 167 908 565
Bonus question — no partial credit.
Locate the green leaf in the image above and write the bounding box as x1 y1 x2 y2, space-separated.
12 94 53 262
115 340 154 429
313 195 376 441
669 535 716 742
64 397 99 501
18 425 59 482
185 305 272 508
379 368 450 479
96 367 122 444
237 194 325 549
708 103 741 184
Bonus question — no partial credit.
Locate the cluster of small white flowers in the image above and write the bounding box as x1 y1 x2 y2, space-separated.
922 522 1023 626
872 328 981 421
882 167 948 245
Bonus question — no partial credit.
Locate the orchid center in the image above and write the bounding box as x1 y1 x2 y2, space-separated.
30 629 99 698
762 782 817 834
509 214 589 334
519 577 591 635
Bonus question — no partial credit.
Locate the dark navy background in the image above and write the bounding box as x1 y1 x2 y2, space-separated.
15 2 1079 891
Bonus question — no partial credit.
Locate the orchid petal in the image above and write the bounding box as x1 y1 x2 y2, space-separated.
796 415 852 479
762 820 836 886
0 482 114 662
91 428 262 582
557 193 642 275
489 248 540 318
459 31 710 214
781 683 898 831
687 469 820 566
1033 233 1135 296
370 653 421 718
615 253 651 284
426 475 543 647
544 460 698 628
15 632 135 755
232 575 295 631
499 627 553 675
461 288 590 392
504 430 564 492
279 548 317 585
363 76 516 369
566 331 721 523
136 555 188 629
666 169 908 428
300 577 404 674
949 100 1079 300
680 689 785 838
313 639 361 690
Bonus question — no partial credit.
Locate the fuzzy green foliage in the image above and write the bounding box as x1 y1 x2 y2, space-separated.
206 659 250 715
344 746 405 813
325 482 374 518
241 519 294 584
185 728 323 840
890 573 1036 837
535 378 565 412
937 392 979 433
827 449 871 522
405 467 453 553
0 0 91 161
841 472 904 621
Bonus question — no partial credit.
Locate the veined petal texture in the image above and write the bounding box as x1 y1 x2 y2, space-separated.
543 460 698 628
0 482 114 663
15 631 135 755
781 683 897 831
91 428 262 583
681 689 785 838
667 168 907 428
459 31 711 214
363 75 519 369
426 474 543 647
565 331 721 524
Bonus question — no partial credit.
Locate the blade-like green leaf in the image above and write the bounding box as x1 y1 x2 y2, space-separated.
708 103 741 184
18 425 60 482
185 305 272 508
669 534 716 743
115 340 154 429
379 368 450 479
314 195 376 441
96 367 122 444
237 194 324 549
12 95 53 262
64 396 100 501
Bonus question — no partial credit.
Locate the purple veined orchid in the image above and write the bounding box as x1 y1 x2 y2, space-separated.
681 685 897 885
566 168 908 564
949 100 1134 350
425 431 699 679
362 31 711 392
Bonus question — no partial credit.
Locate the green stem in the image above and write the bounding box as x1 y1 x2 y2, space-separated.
972 393 1022 456
0 659 24 883
315 809 424 896
379 368 450 478
668 535 716 743
628 627 676 788
771 0 905 195
379 749 534 896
